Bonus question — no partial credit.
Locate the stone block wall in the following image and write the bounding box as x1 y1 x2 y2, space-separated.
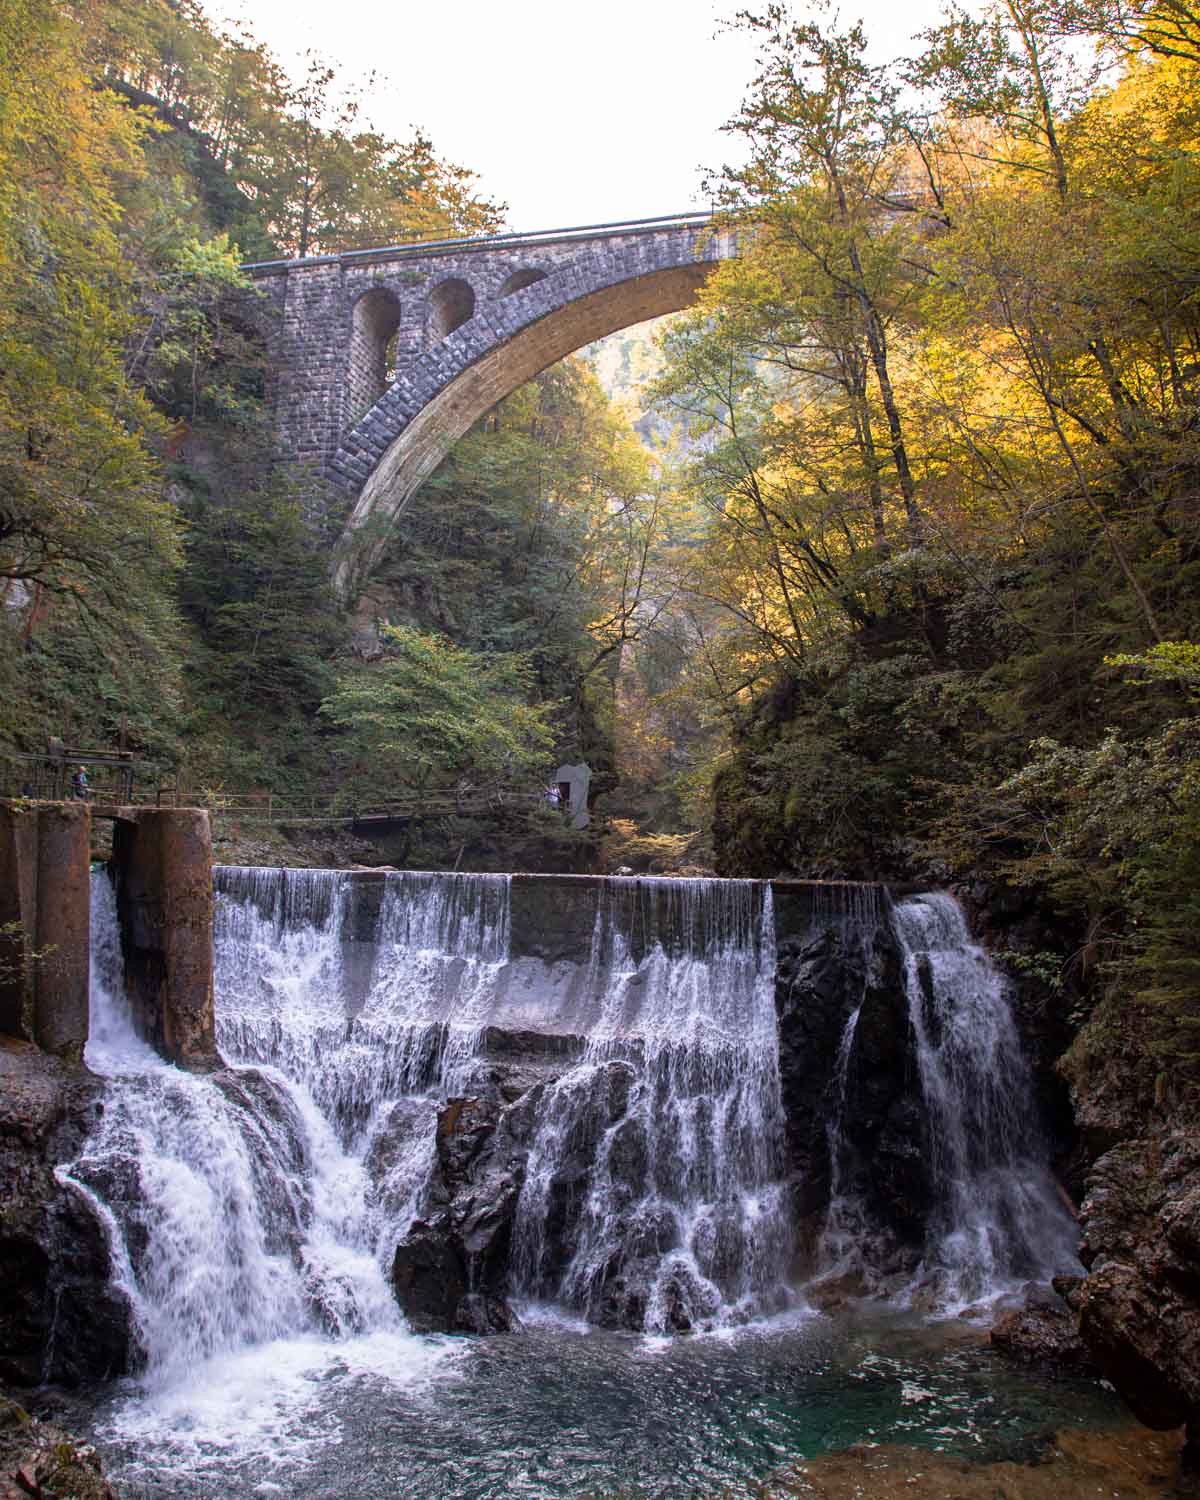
250 222 731 480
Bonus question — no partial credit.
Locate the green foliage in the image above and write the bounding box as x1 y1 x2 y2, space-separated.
0 0 520 801
320 626 558 795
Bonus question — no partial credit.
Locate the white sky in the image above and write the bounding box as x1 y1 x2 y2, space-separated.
202 0 950 231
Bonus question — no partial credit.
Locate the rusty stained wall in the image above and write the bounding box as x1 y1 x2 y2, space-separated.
109 808 217 1070
0 800 90 1059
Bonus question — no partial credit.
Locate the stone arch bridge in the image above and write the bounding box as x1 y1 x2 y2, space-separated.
245 213 735 599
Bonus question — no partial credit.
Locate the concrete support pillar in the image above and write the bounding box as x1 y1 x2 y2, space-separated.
110 808 216 1070
33 803 91 1057
0 801 40 1043
0 799 90 1060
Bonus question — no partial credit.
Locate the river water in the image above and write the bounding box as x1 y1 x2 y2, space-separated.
65 868 1115 1499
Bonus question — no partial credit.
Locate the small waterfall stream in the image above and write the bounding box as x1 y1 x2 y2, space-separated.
511 878 790 1330
895 892 1079 1305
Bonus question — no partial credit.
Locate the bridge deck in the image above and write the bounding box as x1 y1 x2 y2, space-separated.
242 210 714 275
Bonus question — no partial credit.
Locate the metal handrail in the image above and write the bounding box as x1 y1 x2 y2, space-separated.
0 752 549 824
242 211 715 274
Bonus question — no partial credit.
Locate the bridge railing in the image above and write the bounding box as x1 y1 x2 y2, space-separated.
0 753 549 825
242 211 716 274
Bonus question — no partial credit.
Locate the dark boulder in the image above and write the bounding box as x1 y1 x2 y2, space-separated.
775 905 932 1273
390 1220 469 1334
1069 1132 1200 1435
990 1284 1097 1372
833 920 932 1258
0 1042 133 1386
389 1090 535 1334
774 924 872 1229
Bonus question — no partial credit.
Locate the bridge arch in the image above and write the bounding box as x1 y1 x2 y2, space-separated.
331 227 732 600
347 286 403 424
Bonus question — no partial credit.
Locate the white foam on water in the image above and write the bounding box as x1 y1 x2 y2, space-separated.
98 1328 462 1480
511 878 794 1332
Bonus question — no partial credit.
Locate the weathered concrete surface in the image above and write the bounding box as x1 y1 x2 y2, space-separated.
32 804 90 1059
110 808 216 1068
0 803 39 1043
0 801 90 1061
307 870 894 968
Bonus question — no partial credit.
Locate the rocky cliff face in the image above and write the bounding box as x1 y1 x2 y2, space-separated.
1057 1129 1200 1464
775 913 929 1274
0 1041 132 1387
965 884 1200 1477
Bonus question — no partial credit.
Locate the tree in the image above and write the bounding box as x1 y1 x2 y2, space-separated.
0 0 183 742
320 626 557 795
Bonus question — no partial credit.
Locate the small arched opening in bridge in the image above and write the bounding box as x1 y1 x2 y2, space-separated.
498 268 548 297
429 278 476 340
347 287 402 425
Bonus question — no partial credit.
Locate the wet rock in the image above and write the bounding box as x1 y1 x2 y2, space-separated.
804 1267 869 1312
0 1042 133 1386
774 925 869 1226
991 1285 1097 1372
0 1395 117 1500
775 907 933 1273
391 1220 468 1333
389 1090 535 1335
768 1424 1184 1499
453 1292 520 1334
836 933 933 1255
1070 1131 1200 1435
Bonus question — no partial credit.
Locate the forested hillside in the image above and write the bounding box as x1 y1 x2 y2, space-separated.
0 0 667 869
646 3 1200 1105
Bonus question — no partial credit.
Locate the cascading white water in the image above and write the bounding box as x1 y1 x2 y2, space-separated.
74 866 790 1356
62 870 452 1409
72 871 1080 1367
213 867 511 1131
511 878 792 1331
894 892 1079 1306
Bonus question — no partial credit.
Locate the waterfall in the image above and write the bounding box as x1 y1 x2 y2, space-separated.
511 877 792 1331
213 867 511 1133
816 1004 866 1276
67 862 1076 1398
62 870 420 1392
894 891 1079 1306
